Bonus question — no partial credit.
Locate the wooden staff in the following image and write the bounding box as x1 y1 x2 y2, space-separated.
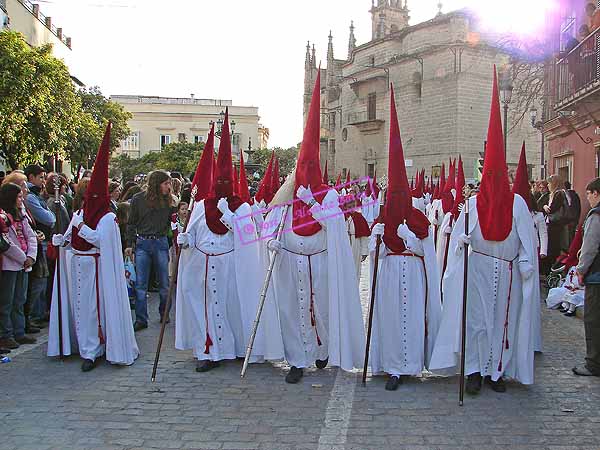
241 204 289 378
362 233 382 385
459 197 470 406
151 186 197 382
52 165 64 359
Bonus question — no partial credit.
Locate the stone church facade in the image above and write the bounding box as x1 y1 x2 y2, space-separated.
304 0 541 182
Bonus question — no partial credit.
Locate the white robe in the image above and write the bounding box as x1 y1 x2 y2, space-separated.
361 194 380 227
48 212 139 365
263 189 366 371
532 211 548 257
347 216 368 283
368 228 442 376
175 200 283 362
430 194 538 384
435 211 454 282
546 267 585 310
427 199 444 250
412 197 426 214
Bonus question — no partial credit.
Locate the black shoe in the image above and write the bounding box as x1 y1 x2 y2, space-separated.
24 325 40 334
81 359 97 372
30 319 47 329
15 335 36 345
485 376 507 393
0 348 10 354
465 372 482 395
315 358 328 369
563 310 576 317
0 338 19 349
133 322 148 332
195 360 220 373
385 375 403 391
285 366 304 384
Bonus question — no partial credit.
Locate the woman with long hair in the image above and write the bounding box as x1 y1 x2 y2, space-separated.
543 174 569 274
72 177 91 212
0 183 38 349
125 170 174 330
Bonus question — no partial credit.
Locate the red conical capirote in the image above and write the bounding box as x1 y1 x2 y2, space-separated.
512 142 532 211
255 151 274 204
451 156 465 218
378 85 429 253
192 124 215 202
238 149 251 204
293 70 328 235
72 122 112 251
477 66 514 241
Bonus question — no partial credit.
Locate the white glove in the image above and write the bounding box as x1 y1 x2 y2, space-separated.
258 199 267 209
456 233 471 246
267 239 282 254
444 224 453 234
372 223 385 236
397 223 416 241
72 212 84 229
52 234 65 247
176 232 190 247
458 203 464 213
518 260 534 280
296 185 315 205
424 193 432 205
217 198 230 215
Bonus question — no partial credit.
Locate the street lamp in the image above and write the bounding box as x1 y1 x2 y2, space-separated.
209 110 235 138
499 70 513 157
530 105 546 179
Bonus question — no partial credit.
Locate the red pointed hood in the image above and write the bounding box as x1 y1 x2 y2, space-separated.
270 156 280 201
232 164 239 196
255 151 274 204
238 149 251 204
323 160 329 184
346 170 351 185
378 85 429 253
451 156 466 218
365 176 373 198
335 173 342 189
433 180 440 200
512 142 532 211
477 67 514 241
293 70 328 236
72 122 112 251
192 124 215 202
441 158 456 213
373 170 381 199
205 108 243 235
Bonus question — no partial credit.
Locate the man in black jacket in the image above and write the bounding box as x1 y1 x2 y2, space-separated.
565 181 582 244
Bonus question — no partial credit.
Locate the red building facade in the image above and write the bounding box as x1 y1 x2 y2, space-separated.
545 0 600 220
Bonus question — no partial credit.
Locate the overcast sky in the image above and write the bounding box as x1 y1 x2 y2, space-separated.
37 0 552 148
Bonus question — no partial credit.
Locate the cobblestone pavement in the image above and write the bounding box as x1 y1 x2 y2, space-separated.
2 261 600 450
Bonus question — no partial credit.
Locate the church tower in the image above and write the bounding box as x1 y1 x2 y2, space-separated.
303 41 318 127
348 21 357 59
370 0 410 40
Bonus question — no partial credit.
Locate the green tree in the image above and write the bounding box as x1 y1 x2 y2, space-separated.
155 141 204 176
0 30 82 169
68 86 132 170
253 146 298 178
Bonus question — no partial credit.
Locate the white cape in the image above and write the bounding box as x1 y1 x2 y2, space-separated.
262 189 366 371
48 212 139 365
368 230 442 375
175 200 283 362
429 194 539 384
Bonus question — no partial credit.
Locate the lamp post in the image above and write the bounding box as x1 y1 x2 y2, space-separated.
209 110 236 138
530 106 546 179
499 71 513 157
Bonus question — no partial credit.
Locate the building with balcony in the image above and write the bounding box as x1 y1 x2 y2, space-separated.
111 95 262 164
304 1 541 182
544 0 600 214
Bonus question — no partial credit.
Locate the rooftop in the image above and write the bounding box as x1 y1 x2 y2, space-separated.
17 0 72 48
111 95 234 107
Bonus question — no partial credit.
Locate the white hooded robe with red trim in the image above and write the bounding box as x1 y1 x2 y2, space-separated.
429 194 538 384
47 211 140 365
261 189 366 371
175 200 284 362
